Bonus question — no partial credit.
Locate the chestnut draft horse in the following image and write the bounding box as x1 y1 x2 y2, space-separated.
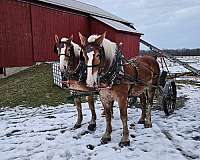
54 35 96 131
79 32 160 146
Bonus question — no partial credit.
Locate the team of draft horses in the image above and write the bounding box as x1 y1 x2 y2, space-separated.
54 32 160 147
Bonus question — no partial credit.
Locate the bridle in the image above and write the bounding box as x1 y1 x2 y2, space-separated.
82 42 105 68
55 40 74 57
82 42 126 86
54 39 88 82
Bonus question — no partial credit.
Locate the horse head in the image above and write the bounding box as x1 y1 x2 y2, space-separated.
79 32 109 87
79 32 117 88
54 34 74 73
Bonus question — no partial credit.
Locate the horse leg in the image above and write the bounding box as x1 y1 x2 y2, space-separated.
101 100 114 118
100 91 113 144
144 87 155 128
138 93 146 124
87 95 96 131
74 97 82 129
118 96 130 147
111 100 114 118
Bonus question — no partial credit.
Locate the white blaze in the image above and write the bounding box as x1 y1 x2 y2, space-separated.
59 45 67 72
86 52 98 87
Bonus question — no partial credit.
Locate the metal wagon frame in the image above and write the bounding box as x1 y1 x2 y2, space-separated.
140 39 200 115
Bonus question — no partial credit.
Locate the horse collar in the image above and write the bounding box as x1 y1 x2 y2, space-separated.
99 46 123 85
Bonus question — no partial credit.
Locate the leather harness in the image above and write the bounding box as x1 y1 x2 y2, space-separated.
83 42 139 86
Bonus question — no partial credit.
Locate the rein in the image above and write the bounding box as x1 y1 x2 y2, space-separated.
86 64 101 68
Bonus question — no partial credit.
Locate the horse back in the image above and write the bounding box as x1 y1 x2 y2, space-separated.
127 55 160 85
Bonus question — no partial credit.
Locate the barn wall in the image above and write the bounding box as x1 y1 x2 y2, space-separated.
0 0 33 67
31 5 90 62
90 18 140 59
0 0 140 67
115 32 141 59
89 18 117 42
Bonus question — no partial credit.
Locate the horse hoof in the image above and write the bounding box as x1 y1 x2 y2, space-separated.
144 123 152 128
86 144 95 150
101 137 111 144
88 124 96 131
138 120 145 124
130 123 135 129
119 140 130 147
74 124 81 129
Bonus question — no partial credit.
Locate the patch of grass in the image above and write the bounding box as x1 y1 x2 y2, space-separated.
0 63 70 107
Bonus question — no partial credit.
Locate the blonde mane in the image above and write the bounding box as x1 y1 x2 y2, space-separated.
87 35 117 60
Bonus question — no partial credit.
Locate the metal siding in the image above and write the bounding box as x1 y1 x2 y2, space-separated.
0 0 33 67
38 0 129 24
31 5 89 62
115 32 140 59
90 18 140 59
90 18 117 42
0 0 140 67
92 16 139 34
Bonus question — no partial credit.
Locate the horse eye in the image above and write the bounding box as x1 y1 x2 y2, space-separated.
96 54 100 57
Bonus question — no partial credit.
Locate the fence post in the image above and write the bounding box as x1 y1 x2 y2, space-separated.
0 68 6 76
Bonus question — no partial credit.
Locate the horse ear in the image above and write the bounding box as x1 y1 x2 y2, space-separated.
55 34 59 43
69 34 73 41
79 32 87 46
95 31 106 45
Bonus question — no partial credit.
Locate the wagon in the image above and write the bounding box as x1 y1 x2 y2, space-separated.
53 39 199 116
140 39 200 115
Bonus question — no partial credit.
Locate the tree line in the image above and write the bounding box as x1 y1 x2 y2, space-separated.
140 48 200 56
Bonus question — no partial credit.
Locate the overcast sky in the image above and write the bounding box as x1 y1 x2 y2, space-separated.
78 0 200 49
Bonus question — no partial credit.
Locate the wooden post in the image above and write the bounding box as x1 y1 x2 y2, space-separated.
0 68 3 74
3 68 6 76
0 68 6 76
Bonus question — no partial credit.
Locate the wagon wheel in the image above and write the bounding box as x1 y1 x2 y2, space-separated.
162 81 177 116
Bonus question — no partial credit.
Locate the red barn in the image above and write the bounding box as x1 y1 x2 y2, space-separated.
0 0 142 68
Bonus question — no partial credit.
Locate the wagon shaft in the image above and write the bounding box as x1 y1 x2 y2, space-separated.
140 39 200 76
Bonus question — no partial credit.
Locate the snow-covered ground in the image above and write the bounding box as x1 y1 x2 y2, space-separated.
0 82 200 160
0 56 199 160
158 56 200 74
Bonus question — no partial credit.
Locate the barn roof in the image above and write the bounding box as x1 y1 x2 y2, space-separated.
37 0 142 34
92 16 141 34
37 0 131 24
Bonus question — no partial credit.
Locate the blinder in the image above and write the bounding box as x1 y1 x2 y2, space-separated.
54 39 73 57
83 42 105 68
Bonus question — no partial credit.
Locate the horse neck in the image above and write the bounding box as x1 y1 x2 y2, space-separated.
102 39 117 71
68 42 81 71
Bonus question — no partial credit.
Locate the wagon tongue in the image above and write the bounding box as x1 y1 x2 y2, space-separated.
61 80 97 92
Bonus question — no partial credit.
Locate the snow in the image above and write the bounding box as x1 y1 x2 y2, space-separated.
159 56 200 74
1 57 200 159
0 82 200 160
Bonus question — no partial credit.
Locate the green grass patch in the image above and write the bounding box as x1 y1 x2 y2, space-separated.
0 63 70 107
